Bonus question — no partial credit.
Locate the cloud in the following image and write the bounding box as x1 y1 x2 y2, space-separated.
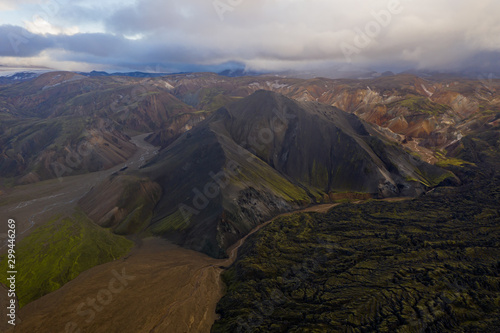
0 25 54 57
1 0 500 73
0 0 39 11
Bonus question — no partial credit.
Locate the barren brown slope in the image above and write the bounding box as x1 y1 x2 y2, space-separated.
9 200 400 333
9 202 342 333
0 133 158 249
0 72 206 184
8 238 224 333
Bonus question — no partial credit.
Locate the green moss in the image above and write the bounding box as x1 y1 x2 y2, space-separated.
138 91 160 97
150 209 191 234
173 110 212 119
435 158 476 168
0 211 133 307
311 160 329 189
232 159 310 203
394 95 448 115
308 188 327 203
434 150 446 159
112 178 162 234
213 176 500 332
406 162 457 187
197 88 239 112
114 205 153 234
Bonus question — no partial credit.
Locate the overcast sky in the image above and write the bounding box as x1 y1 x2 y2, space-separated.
0 0 499 73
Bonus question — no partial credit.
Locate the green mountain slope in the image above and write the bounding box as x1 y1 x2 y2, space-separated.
0 211 133 307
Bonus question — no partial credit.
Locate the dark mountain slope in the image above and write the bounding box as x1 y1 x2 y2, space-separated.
83 91 455 258
212 122 500 333
221 90 454 195
139 109 310 257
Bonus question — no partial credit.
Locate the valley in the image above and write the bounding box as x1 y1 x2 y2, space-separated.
0 71 498 332
0 133 158 248
2 1 500 332
2 201 374 333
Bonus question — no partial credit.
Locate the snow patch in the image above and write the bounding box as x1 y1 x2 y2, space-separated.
164 81 175 90
265 81 288 89
421 84 433 97
42 82 61 90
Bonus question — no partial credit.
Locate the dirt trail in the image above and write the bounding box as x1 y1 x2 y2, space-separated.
3 165 411 333
225 203 340 265
8 203 342 333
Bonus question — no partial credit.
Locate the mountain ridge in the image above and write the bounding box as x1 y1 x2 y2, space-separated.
80 90 456 258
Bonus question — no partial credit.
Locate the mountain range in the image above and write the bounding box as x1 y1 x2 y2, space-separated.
1 71 498 186
0 69 499 332
83 90 453 257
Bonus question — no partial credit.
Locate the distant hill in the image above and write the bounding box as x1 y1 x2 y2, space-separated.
0 72 206 183
0 72 41 85
77 70 184 78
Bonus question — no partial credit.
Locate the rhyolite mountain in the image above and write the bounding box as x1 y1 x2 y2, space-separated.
1 70 498 332
144 72 499 167
80 90 455 258
161 73 500 152
0 72 207 183
0 115 136 183
2 71 498 184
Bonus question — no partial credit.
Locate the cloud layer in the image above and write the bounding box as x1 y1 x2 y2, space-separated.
1 0 500 73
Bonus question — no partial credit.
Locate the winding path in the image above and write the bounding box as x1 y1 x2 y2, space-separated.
224 203 340 266
8 203 344 333
1 136 413 332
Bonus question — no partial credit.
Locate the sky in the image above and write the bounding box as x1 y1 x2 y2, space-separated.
0 0 499 74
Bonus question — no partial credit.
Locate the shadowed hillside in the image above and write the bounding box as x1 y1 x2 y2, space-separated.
81 91 454 258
